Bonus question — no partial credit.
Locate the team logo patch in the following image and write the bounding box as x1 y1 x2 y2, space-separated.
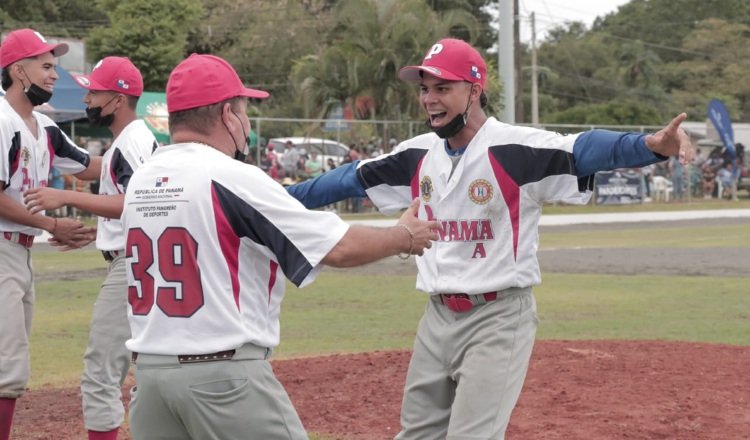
155 176 169 187
468 179 493 205
420 176 433 202
21 147 30 167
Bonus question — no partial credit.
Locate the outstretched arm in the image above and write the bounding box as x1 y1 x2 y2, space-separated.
322 199 438 267
24 188 124 219
573 113 693 177
286 161 366 209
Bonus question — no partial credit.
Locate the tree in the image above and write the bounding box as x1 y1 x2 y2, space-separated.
290 0 478 124
0 0 107 38
86 0 203 91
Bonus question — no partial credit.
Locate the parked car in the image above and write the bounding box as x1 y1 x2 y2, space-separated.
267 137 350 170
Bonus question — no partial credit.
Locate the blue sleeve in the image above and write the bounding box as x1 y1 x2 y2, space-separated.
573 130 668 177
286 161 367 209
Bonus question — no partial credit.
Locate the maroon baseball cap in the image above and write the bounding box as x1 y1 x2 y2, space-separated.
398 38 486 89
0 28 69 68
166 54 269 113
74 56 144 97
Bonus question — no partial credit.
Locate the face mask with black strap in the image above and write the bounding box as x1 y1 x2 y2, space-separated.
86 95 120 127
20 66 52 106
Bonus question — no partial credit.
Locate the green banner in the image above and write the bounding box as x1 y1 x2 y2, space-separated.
136 91 170 144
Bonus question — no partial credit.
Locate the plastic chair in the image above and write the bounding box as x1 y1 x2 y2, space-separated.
651 176 673 202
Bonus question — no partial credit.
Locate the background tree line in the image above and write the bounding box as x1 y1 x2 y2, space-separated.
2 0 750 127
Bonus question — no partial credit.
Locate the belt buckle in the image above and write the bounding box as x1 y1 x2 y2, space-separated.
442 294 474 313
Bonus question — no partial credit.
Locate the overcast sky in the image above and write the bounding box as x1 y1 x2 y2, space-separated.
516 0 632 42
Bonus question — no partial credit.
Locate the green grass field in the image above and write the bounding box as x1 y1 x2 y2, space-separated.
28 208 750 389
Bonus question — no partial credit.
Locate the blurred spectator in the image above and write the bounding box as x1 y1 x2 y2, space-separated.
281 140 300 179
701 164 716 198
326 157 337 172
305 151 323 179
668 157 684 200
641 164 654 198
716 163 733 198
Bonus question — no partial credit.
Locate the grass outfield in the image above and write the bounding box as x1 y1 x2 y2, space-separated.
29 269 749 389
26 204 750 388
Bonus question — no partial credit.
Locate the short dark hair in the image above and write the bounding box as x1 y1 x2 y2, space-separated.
480 91 488 108
125 95 139 111
1 68 13 91
168 97 245 136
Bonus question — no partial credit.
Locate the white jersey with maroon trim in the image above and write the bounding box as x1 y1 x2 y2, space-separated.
122 143 349 355
357 117 593 295
0 98 90 235
96 119 156 251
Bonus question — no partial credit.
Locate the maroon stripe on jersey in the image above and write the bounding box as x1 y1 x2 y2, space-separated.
211 184 241 309
357 148 428 189
5 132 21 189
268 260 279 305
488 152 521 260
410 156 426 199
211 181 314 287
46 134 55 180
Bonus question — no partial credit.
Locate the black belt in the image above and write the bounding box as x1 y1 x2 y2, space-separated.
132 349 236 364
102 250 120 262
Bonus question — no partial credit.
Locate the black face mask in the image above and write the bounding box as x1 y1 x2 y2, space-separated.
20 67 52 106
426 112 467 139
86 95 119 127
224 111 250 162
425 86 474 139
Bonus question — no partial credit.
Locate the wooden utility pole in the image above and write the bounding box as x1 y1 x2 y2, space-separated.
498 0 515 123
514 0 524 123
531 12 539 125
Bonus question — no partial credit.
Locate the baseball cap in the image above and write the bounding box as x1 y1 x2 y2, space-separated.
0 28 69 68
398 38 486 89
166 53 269 113
73 57 144 97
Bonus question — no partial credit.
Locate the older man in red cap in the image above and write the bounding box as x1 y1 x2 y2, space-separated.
286 37 694 439
24 55 157 440
120 54 437 439
0 28 101 440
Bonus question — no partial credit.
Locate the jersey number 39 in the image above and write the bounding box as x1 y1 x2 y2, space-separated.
126 227 205 317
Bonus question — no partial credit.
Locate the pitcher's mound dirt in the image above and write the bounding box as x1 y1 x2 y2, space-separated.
13 340 749 439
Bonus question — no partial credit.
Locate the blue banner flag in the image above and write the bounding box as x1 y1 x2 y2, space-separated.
707 99 737 160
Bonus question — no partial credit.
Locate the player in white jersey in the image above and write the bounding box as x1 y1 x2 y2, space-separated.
0 28 101 440
24 56 155 440
121 54 437 440
287 38 694 439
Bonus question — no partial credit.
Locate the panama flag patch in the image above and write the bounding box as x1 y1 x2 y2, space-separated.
155 176 169 187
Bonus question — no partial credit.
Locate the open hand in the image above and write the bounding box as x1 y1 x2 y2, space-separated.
645 113 694 164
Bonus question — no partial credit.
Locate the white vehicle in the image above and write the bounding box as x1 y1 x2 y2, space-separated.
267 137 350 169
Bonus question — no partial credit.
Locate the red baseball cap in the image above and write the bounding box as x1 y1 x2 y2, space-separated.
398 38 486 89
74 56 144 97
166 54 269 113
0 28 69 68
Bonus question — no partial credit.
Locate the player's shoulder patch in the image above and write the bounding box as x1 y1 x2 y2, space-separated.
420 175 433 202
468 178 493 205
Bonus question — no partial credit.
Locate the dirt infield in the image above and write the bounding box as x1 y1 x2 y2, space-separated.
13 340 750 439
12 217 750 439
